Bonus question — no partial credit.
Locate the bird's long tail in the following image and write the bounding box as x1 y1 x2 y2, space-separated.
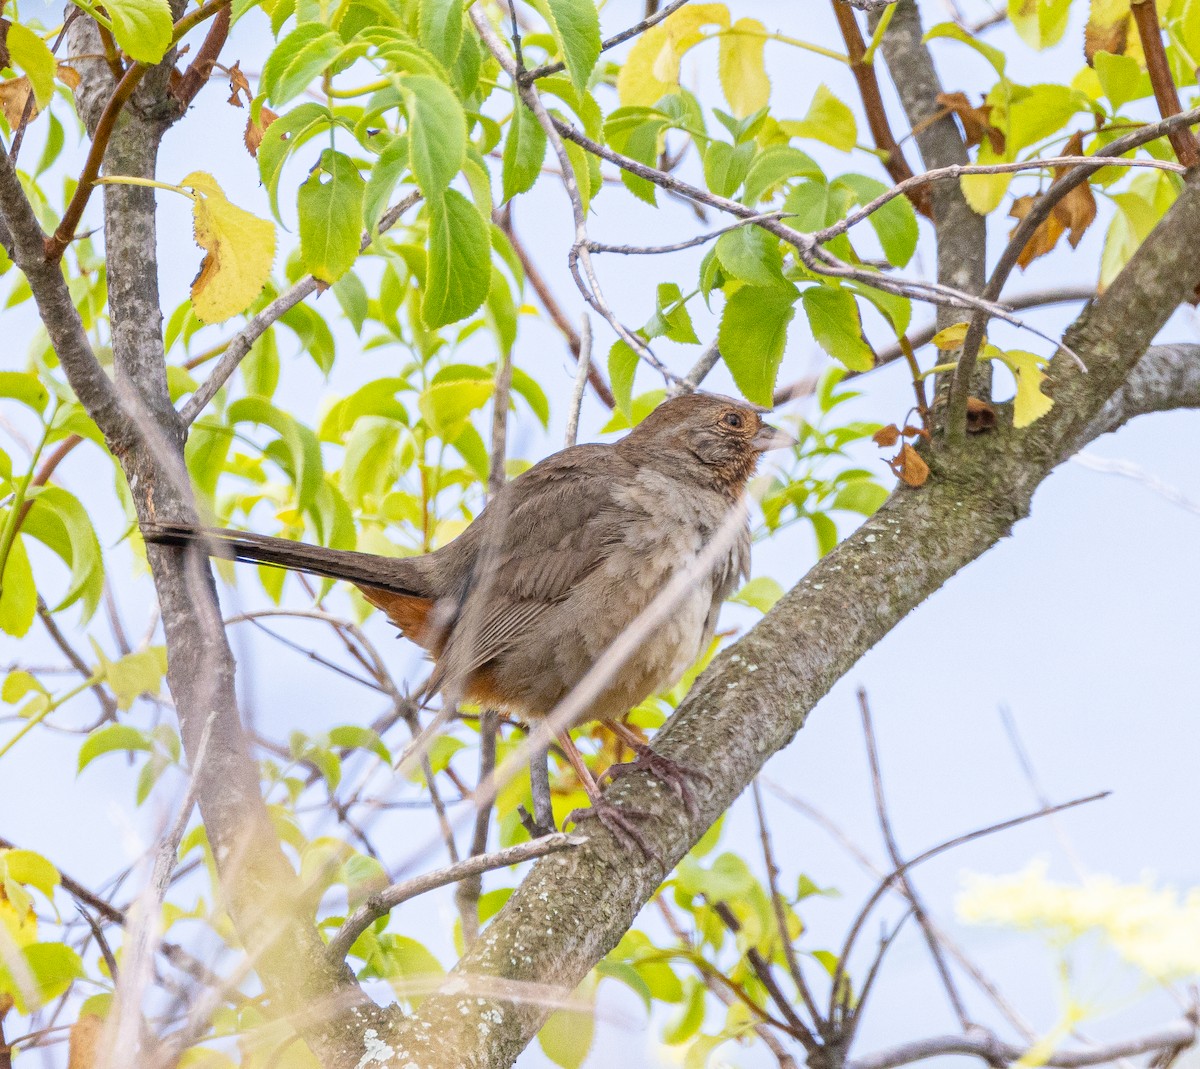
142 523 433 597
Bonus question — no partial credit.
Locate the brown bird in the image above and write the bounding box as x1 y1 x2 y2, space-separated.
145 392 794 848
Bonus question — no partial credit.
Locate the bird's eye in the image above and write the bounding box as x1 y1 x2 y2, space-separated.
723 411 744 429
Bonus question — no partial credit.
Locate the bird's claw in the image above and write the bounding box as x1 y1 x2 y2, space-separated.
566 798 657 860
603 745 710 820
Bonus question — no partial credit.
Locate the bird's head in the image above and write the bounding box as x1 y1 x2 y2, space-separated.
618 392 796 494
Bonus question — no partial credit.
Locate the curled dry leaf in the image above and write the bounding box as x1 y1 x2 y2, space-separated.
56 63 80 90
0 76 34 127
937 91 1005 154
244 106 277 157
1084 0 1144 63
873 424 901 447
1009 133 1098 269
227 59 251 107
890 443 929 487
966 396 997 433
184 171 276 324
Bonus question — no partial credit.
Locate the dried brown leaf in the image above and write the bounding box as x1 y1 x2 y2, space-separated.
243 106 277 157
56 62 80 89
873 424 901 447
0 18 10 70
966 396 997 433
227 59 251 107
938 91 1006 154
0 76 36 128
890 443 930 487
1008 134 1099 268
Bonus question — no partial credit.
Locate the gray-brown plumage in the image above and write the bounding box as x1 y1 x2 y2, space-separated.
145 392 793 843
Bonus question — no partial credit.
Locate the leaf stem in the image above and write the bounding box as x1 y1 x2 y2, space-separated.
0 672 104 762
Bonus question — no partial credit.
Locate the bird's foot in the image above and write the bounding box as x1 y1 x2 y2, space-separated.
566 798 657 860
517 804 557 840
603 745 711 820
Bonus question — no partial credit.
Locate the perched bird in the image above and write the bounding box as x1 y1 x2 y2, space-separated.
145 392 794 848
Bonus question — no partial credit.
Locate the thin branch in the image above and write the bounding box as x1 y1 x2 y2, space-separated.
170 2 231 108
831 1 928 216
327 833 585 962
521 0 692 81
832 790 1110 1015
751 782 825 1028
180 190 423 424
1130 0 1200 167
37 598 118 722
857 689 968 1029
455 710 498 947
502 214 615 407
587 212 784 255
847 1019 1198 1069
563 314 592 448
947 106 1200 437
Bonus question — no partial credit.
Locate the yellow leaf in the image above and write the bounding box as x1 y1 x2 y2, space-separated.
930 322 971 349
0 897 37 948
999 348 1054 427
182 172 276 324
718 18 770 118
959 140 1011 214
617 3 730 106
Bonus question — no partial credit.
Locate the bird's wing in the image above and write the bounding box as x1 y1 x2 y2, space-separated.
430 444 640 691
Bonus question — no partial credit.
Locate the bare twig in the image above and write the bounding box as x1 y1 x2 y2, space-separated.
455 710 499 946
1130 0 1200 167
832 1 928 216
847 1018 1198 1069
857 689 968 1029
832 790 1110 1019
587 212 785 255
327 833 585 962
563 314 592 449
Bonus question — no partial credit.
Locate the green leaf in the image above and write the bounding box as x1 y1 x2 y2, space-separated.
20 486 104 620
703 140 754 199
663 977 706 1044
1094 51 1149 111
418 375 493 438
537 983 596 1069
644 283 699 344
810 511 838 556
0 943 83 1014
333 271 369 333
257 103 333 222
0 371 49 415
782 84 857 151
743 145 822 205
363 136 410 235
422 189 491 328
104 648 168 711
923 21 1007 75
101 0 173 63
718 17 770 117
502 90 547 201
260 24 344 105
832 479 888 516
341 416 401 505
730 576 783 613
1 850 60 898
402 74 467 197
0 529 36 638
78 725 154 773
714 225 784 287
608 339 640 417
1008 0 1071 49
510 367 550 428
801 286 875 372
5 23 56 107
298 149 365 284
717 283 798 406
418 0 464 68
834 173 918 268
328 725 391 762
535 0 601 93
227 397 325 515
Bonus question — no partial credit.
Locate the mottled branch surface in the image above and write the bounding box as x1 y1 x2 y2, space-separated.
374 177 1200 1069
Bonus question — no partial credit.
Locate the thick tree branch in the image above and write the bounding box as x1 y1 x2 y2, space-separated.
377 174 1200 1069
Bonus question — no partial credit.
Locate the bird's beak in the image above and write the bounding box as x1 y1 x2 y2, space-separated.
751 422 798 452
